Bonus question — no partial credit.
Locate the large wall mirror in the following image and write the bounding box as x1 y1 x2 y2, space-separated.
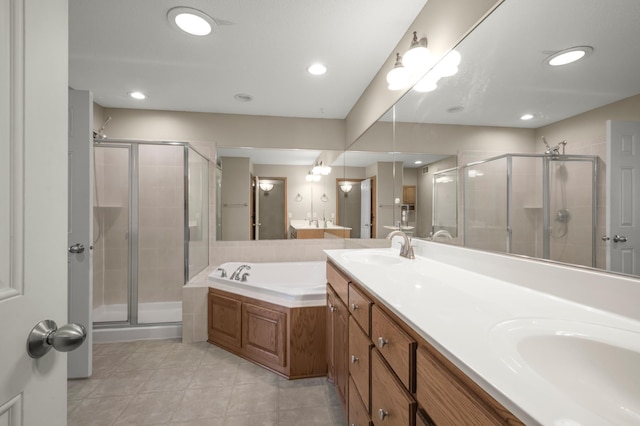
349 0 640 276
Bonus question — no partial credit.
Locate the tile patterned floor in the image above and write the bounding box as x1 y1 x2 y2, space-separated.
68 339 346 425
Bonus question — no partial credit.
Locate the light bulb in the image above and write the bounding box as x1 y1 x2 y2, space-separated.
386 53 411 91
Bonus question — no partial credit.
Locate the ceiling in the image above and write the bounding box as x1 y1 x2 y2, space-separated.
69 0 428 120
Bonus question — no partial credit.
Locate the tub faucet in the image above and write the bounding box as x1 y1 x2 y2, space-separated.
230 264 251 280
386 230 415 259
216 267 227 278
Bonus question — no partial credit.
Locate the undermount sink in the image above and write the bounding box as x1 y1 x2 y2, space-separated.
491 318 640 425
340 250 408 265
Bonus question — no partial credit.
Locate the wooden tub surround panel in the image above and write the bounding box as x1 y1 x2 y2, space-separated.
207 287 326 379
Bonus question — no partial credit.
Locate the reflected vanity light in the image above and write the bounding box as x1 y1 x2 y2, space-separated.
411 50 461 93
306 171 321 182
295 193 303 202
544 46 593 66
259 183 274 192
312 161 331 175
467 169 484 178
435 176 453 183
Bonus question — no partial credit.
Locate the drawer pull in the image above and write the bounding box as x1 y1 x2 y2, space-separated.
350 303 359 311
351 355 358 364
378 408 390 420
377 336 389 348
329 304 336 312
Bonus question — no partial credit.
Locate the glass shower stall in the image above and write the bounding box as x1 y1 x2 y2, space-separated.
92 140 209 333
463 154 598 267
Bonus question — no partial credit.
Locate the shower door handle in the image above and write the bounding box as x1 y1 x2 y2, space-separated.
613 235 628 243
68 243 85 254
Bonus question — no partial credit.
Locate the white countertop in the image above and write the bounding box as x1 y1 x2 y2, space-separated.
325 242 640 426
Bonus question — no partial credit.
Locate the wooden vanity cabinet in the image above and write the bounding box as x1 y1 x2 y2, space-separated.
327 260 525 426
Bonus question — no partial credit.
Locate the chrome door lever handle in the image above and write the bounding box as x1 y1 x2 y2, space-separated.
68 243 85 254
27 320 87 359
613 235 628 243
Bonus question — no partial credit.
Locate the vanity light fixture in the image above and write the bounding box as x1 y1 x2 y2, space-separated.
545 46 593 67
387 53 411 91
307 63 327 76
167 7 215 36
259 183 274 192
129 91 146 100
402 32 431 73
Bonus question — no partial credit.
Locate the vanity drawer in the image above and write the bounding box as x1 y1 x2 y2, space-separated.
349 377 372 426
349 284 372 336
327 262 350 305
371 305 416 391
349 316 372 411
371 349 416 426
416 345 503 426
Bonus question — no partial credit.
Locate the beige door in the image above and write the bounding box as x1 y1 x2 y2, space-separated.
0 1 70 424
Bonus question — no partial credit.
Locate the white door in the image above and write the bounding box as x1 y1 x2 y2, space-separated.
1 1 71 425
68 89 93 378
606 120 640 275
360 179 371 238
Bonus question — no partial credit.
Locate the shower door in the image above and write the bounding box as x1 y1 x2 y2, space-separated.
93 144 131 323
93 142 189 326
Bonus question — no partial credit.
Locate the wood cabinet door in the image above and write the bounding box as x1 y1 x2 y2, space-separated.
208 292 242 350
242 302 287 369
349 377 372 426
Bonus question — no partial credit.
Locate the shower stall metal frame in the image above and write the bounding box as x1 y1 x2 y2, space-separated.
463 153 598 267
93 138 210 329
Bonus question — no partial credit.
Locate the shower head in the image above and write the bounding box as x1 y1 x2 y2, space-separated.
94 116 112 140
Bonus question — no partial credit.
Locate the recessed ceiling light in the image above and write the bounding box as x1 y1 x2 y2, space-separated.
545 46 593 67
414 160 423 165
167 7 215 36
129 91 146 100
307 63 327 76
521 113 534 120
234 93 253 102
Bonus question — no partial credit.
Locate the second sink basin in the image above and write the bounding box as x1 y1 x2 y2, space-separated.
491 318 640 425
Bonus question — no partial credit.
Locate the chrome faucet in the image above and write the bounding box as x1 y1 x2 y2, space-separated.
215 267 227 278
230 264 251 280
386 230 415 259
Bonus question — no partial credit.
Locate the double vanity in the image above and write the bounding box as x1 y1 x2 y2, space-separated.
324 238 640 426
